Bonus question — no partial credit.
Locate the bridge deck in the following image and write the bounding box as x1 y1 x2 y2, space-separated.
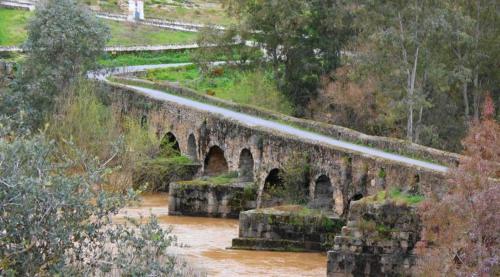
101 64 448 173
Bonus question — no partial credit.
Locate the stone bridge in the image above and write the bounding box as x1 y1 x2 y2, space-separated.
105 82 450 215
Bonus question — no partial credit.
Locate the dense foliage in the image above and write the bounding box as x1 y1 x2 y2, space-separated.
220 0 354 116
0 125 181 275
318 0 499 151
0 1 191 275
6 0 109 128
416 96 500 275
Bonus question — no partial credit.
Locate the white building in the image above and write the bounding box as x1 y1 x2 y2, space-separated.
127 0 144 21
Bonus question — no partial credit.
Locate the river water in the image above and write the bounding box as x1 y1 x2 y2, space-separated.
115 193 327 276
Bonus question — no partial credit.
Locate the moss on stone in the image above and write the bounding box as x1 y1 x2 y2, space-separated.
177 171 239 186
360 187 424 206
228 183 258 210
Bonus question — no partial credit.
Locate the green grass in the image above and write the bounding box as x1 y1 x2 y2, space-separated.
142 0 235 25
361 187 425 205
265 205 324 216
178 171 239 186
145 64 295 115
99 50 193 67
0 8 197 46
0 8 30 46
104 20 197 46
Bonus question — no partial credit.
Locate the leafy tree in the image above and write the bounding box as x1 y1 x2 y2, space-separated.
0 127 182 275
352 0 450 142
223 0 354 116
333 0 499 149
10 0 109 128
193 25 260 74
416 95 500 275
441 0 499 123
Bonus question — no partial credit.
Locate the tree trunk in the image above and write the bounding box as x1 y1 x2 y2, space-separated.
407 47 420 142
462 82 470 123
473 71 480 121
415 106 423 144
472 0 481 122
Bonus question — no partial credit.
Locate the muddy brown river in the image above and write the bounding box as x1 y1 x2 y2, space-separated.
115 193 326 276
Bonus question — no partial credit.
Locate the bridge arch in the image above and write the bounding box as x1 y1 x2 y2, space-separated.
260 168 284 207
161 131 180 154
264 168 283 189
238 148 254 182
204 145 228 176
313 174 334 210
187 133 197 161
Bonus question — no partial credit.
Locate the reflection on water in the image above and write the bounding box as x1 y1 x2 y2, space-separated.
115 193 326 277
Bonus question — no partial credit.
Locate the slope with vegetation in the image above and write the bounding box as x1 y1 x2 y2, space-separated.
145 64 294 115
193 0 499 153
0 8 30 46
0 0 195 274
0 7 197 46
85 0 234 25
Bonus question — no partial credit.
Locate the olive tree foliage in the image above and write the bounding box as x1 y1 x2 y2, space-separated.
0 125 182 276
9 0 109 128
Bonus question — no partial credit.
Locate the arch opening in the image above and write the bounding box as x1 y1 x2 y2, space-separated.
312 175 333 210
161 132 180 155
187 134 197 161
204 146 228 176
351 193 364 202
264 168 283 190
261 168 284 207
238 149 254 182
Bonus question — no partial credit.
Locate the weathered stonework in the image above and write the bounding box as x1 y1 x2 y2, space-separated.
115 76 462 167
327 200 421 276
102 82 446 217
231 206 345 252
168 181 257 218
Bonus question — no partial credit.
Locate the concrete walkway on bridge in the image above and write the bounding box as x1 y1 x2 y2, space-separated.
99 63 449 173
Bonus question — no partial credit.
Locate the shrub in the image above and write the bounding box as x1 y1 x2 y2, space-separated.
48 80 161 192
279 152 311 205
0 134 182 275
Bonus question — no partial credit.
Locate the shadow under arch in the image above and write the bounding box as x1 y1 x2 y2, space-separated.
204 145 228 176
311 174 334 210
238 148 254 182
161 131 180 154
187 133 197 161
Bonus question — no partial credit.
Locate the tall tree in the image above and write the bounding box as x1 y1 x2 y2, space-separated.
439 0 499 124
222 0 353 116
353 0 449 142
12 0 109 128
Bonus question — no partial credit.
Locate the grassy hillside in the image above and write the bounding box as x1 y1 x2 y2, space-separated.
0 8 30 46
0 8 197 46
105 20 197 46
85 0 234 25
145 65 294 115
